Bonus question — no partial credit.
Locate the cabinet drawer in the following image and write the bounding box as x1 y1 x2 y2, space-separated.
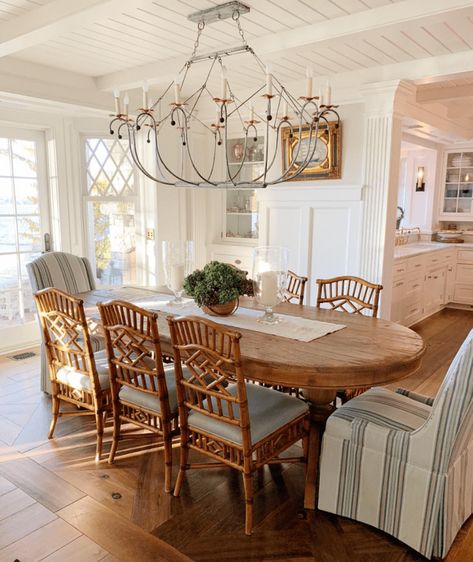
427 253 446 267
212 252 252 273
393 261 407 278
405 273 423 298
406 255 426 273
457 249 473 263
404 299 423 326
456 264 473 284
454 284 473 305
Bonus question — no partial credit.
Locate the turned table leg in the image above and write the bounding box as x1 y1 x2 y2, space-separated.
302 388 337 510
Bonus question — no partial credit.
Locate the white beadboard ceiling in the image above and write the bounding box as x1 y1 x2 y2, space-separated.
10 0 473 82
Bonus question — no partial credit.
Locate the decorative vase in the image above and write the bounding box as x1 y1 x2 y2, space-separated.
252 246 288 324
162 240 194 306
201 298 239 316
232 142 244 161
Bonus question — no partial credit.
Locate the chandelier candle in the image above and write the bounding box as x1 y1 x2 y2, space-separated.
113 89 121 115
142 82 149 109
108 1 340 189
123 93 129 118
265 65 273 97
306 67 313 98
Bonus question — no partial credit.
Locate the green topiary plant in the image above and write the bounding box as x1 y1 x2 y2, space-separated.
184 261 253 307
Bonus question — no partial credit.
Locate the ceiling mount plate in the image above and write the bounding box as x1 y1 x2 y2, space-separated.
188 1 250 25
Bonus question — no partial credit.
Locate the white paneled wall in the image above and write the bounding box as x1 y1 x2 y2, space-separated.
258 187 362 305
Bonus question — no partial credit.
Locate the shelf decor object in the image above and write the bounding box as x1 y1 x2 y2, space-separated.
442 151 473 216
281 121 341 181
252 246 288 324
183 261 254 316
108 1 340 189
162 240 194 305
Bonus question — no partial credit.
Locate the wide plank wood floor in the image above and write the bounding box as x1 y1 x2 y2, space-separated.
1 307 473 561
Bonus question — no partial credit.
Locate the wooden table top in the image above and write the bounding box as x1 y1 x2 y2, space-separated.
80 286 426 391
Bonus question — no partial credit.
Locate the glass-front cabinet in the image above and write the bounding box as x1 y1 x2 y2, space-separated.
223 136 263 241
441 151 473 217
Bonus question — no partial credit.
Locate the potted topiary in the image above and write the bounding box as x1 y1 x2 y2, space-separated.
183 261 254 316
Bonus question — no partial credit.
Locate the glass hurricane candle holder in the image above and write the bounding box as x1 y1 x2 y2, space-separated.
162 240 194 305
252 246 288 324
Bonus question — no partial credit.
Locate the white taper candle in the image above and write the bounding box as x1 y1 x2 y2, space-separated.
305 66 313 99
221 65 228 100
113 89 121 115
174 77 181 105
265 65 273 96
142 81 149 109
123 93 129 117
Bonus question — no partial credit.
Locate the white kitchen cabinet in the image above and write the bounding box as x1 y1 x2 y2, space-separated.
423 266 446 316
439 150 473 221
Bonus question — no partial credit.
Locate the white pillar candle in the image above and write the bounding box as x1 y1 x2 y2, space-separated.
169 263 185 291
123 93 129 117
325 83 332 105
259 270 279 307
142 81 149 109
113 89 121 115
306 67 313 98
265 65 273 96
221 65 228 99
174 77 181 105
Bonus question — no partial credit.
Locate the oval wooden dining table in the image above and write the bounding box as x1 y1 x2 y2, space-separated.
80 286 426 511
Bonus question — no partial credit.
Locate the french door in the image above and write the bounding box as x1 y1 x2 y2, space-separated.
0 127 50 329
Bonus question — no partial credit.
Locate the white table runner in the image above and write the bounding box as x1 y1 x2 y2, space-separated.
132 295 345 343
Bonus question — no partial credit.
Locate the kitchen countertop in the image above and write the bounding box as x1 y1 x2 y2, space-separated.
394 242 473 260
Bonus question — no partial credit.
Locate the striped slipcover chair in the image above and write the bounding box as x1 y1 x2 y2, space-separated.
27 252 104 393
318 330 473 559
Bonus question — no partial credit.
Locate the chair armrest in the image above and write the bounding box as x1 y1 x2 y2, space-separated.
395 388 434 406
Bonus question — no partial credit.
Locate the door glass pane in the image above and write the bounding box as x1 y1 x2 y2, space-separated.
89 201 136 286
12 139 37 178
0 135 44 326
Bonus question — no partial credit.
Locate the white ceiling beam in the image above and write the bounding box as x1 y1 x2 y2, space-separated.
417 83 473 103
95 0 473 91
0 0 152 58
446 103 473 119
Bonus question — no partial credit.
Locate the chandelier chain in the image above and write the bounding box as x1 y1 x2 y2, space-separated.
190 20 205 60
233 9 248 46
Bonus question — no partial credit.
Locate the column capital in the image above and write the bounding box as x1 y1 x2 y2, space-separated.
360 79 415 117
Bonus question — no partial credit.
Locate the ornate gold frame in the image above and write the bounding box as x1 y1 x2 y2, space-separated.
281 121 342 181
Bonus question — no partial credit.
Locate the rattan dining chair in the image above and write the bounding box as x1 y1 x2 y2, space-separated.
284 271 309 305
34 288 112 462
98 300 180 493
27 251 103 394
167 315 310 535
316 275 383 402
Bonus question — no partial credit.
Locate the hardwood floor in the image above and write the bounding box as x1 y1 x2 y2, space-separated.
1 307 473 562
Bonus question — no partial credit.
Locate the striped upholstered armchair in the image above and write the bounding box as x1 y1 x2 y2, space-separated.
27 252 104 393
318 330 473 560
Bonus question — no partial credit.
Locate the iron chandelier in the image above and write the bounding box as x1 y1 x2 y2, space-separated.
109 1 340 189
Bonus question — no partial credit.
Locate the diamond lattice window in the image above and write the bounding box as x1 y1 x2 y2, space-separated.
84 137 137 287
85 138 135 197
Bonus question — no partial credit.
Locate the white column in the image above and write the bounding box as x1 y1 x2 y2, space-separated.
359 81 412 318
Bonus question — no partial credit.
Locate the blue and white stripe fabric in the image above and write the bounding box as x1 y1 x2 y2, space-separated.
318 330 473 559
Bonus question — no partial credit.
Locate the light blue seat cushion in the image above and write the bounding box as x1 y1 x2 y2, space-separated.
188 383 309 445
56 350 110 391
119 364 188 414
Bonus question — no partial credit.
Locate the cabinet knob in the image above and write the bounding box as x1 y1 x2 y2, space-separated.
234 259 242 265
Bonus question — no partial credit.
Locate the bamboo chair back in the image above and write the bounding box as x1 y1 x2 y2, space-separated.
34 287 101 402
316 275 383 317
284 271 308 305
167 316 251 443
98 300 171 421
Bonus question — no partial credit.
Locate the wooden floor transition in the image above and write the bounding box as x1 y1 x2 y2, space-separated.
1 307 473 562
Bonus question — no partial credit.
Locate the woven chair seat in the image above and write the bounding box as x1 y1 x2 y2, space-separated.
188 382 308 445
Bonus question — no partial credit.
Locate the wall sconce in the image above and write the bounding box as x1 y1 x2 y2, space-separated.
416 166 425 192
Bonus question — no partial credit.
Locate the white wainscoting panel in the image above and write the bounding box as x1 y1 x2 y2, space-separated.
258 186 362 305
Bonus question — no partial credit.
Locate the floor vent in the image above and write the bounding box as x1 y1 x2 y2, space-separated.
8 351 37 361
